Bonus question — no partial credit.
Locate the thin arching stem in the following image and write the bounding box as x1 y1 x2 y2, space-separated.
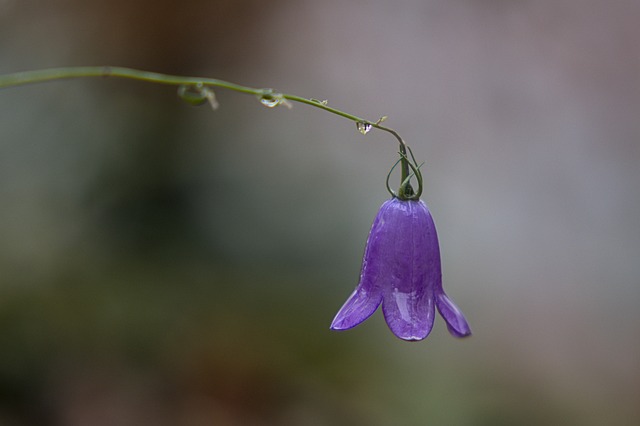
0 66 418 193
1 67 403 140
373 125 411 190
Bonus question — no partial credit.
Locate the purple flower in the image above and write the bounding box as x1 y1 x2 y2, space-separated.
331 197 471 341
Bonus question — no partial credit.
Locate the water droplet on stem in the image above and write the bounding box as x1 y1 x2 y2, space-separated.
356 121 372 135
259 90 285 108
259 97 278 107
178 84 208 105
178 84 218 110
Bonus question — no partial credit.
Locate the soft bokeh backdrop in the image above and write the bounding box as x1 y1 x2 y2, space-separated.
1 0 639 425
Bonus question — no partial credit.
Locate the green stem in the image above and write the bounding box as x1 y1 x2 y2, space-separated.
1 66 405 143
0 66 417 195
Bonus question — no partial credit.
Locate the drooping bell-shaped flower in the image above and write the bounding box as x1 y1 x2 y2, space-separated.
330 197 471 341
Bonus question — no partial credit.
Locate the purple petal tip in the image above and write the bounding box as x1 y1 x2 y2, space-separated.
436 292 472 338
330 289 382 331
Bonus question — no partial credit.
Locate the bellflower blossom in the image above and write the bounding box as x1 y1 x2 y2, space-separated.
330 197 471 341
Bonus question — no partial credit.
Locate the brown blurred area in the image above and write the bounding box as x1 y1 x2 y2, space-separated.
1 0 639 425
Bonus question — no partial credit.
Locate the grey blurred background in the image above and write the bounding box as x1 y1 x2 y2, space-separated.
1 0 639 425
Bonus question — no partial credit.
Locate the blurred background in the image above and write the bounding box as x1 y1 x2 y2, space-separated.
1 0 639 424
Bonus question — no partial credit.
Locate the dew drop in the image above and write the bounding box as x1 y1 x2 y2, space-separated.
177 84 218 110
260 96 281 108
356 121 372 135
178 84 208 106
258 89 285 108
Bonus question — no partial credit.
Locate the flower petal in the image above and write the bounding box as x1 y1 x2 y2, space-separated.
382 286 435 341
330 287 382 330
330 200 394 331
379 199 438 341
436 292 472 338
